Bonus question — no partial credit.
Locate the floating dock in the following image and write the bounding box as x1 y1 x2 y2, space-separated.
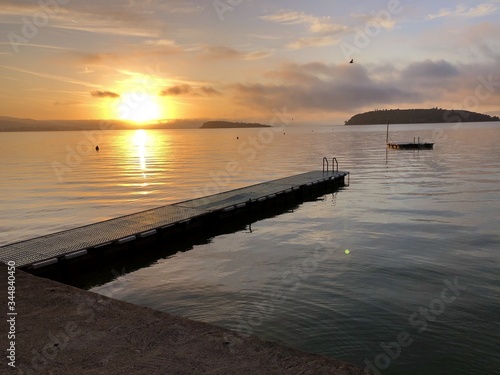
1 161 348 271
386 141 434 150
385 120 434 150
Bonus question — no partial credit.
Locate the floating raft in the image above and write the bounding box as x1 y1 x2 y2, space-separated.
385 119 434 150
387 142 434 150
0 169 349 270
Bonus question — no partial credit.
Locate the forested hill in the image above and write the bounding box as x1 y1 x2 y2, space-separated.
200 121 271 129
345 109 500 125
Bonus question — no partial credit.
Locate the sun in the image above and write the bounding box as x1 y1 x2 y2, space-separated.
116 93 162 123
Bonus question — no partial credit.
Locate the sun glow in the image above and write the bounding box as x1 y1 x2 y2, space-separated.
117 93 162 123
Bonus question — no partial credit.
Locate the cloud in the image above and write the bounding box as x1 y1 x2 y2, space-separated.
78 66 95 74
200 86 222 96
1 0 159 38
54 101 82 106
261 11 307 24
261 11 346 35
71 39 181 67
202 46 274 60
0 65 100 88
77 52 120 65
160 84 222 97
90 90 120 98
229 59 500 115
144 39 177 47
0 1 51 15
427 4 499 20
350 12 396 30
287 36 340 50
169 5 204 13
461 21 500 45
51 22 157 38
264 6 494 53
0 42 70 51
232 80 419 114
141 39 183 54
231 62 421 113
402 59 460 79
261 10 349 49
160 84 192 96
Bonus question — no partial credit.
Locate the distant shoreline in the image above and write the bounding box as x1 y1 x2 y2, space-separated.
0 117 204 132
200 121 271 129
0 116 275 132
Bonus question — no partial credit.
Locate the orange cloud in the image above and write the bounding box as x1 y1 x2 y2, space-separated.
160 84 222 96
90 90 120 98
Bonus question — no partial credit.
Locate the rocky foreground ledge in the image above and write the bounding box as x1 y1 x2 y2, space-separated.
0 263 363 375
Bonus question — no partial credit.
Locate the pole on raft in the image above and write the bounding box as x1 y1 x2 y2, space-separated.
386 119 390 144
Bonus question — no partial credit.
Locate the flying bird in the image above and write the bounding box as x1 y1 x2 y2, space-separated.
349 59 354 64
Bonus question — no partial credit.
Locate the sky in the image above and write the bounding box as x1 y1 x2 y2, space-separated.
0 0 499 125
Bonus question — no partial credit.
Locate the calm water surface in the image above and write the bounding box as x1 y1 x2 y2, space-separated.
1 123 499 374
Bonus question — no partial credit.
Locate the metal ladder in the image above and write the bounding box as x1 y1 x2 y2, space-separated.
322 157 338 173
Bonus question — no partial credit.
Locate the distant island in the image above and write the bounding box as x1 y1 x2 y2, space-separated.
200 121 271 129
345 108 500 125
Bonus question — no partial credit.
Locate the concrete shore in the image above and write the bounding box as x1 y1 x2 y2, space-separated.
0 263 363 374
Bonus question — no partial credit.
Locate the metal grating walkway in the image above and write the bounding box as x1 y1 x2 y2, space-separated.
0 170 348 268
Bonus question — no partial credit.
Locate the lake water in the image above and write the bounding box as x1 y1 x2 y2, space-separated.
1 123 499 374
